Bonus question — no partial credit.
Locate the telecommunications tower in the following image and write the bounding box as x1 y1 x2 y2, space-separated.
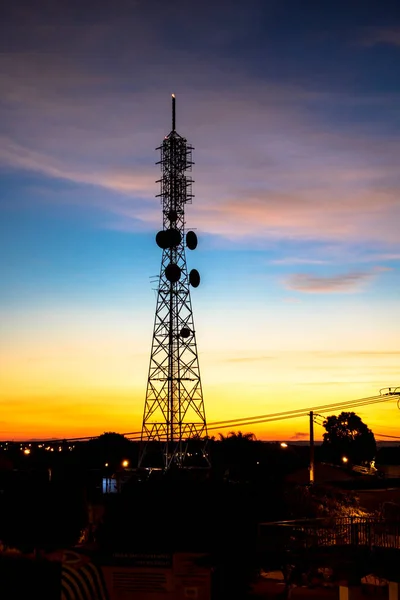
139 95 208 469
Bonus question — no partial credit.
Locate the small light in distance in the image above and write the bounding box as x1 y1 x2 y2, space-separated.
342 456 348 463
122 460 129 468
23 448 31 455
280 442 288 448
105 462 109 467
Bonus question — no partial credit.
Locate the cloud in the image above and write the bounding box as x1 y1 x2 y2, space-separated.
310 351 400 358
283 296 301 303
367 254 400 262
290 432 308 440
283 271 373 294
360 27 400 48
296 381 368 386
270 257 330 265
224 355 276 363
0 137 156 197
192 176 400 245
0 5 400 254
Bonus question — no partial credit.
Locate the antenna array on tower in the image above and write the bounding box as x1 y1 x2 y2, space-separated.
139 96 208 470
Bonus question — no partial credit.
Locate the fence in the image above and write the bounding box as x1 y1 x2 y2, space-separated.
258 517 400 552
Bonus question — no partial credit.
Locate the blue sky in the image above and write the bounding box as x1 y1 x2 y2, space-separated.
1 0 400 439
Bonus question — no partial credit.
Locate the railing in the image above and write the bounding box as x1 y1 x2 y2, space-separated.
258 518 400 552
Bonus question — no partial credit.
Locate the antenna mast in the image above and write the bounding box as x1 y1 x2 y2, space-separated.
139 96 208 470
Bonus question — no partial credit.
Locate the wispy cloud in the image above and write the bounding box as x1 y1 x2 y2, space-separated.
360 26 400 48
224 355 276 363
283 270 374 294
296 381 374 386
283 296 302 303
290 432 307 440
1 3 400 256
0 138 154 196
310 351 400 358
270 257 330 265
366 254 400 262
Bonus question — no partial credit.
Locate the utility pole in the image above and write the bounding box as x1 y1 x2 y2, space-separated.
309 411 315 485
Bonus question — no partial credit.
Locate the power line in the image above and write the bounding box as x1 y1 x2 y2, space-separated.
206 394 390 427
4 391 399 445
207 398 396 432
205 396 398 431
121 394 396 437
125 394 400 439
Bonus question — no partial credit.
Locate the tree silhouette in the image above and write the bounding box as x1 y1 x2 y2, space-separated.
322 411 376 465
218 431 257 482
219 431 256 442
84 432 134 470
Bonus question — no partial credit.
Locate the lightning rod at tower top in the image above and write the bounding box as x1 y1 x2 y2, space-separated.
172 93 176 130
138 95 208 470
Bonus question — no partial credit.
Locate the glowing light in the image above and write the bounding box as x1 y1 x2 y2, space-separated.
342 456 348 463
105 462 109 467
280 442 288 448
122 459 129 468
172 93 175 98
23 448 30 455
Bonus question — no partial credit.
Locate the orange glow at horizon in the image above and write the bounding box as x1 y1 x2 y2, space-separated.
1 305 399 441
1 381 398 441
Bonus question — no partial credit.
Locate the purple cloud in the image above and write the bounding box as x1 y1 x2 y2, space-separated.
360 26 400 47
284 271 374 294
1 3 400 254
290 432 308 440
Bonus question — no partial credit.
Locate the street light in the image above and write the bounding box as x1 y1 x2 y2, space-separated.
342 456 348 463
280 442 288 448
122 459 129 468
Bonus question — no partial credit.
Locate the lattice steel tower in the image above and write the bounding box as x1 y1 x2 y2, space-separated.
139 95 208 469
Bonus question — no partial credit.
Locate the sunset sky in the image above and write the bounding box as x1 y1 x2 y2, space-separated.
1 0 400 441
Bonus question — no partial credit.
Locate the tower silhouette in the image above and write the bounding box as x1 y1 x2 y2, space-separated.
139 96 208 469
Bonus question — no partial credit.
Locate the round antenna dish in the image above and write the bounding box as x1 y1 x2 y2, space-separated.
186 231 198 250
189 269 200 288
167 209 178 222
165 263 181 283
180 327 191 338
156 229 182 249
156 230 168 249
166 228 181 248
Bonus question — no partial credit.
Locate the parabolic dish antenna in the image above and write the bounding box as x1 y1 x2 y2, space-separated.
165 263 181 283
189 269 200 288
186 231 198 250
156 228 182 249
